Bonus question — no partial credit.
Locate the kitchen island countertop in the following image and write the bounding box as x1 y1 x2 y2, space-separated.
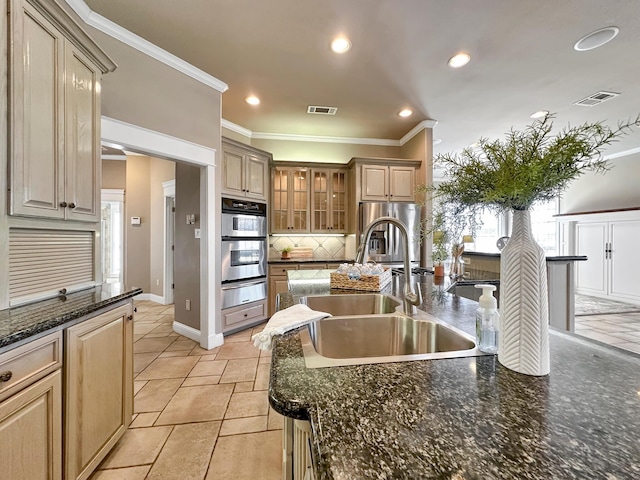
269 271 640 479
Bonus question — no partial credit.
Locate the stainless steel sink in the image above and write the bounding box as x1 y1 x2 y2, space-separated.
300 314 485 368
297 293 401 316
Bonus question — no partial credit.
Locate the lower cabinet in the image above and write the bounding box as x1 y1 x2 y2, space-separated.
283 417 315 480
0 370 62 480
65 302 134 480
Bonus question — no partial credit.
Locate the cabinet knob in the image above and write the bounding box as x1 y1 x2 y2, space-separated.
59 288 67 295
0 371 13 382
127 315 134 321
68 202 76 209
60 201 68 207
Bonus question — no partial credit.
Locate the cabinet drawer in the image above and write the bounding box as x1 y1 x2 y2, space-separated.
269 264 298 277
223 302 267 328
0 331 62 402
298 264 326 270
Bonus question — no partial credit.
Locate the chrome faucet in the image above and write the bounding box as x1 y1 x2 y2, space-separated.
355 216 422 314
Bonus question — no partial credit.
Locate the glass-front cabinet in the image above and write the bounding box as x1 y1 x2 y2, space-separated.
271 167 309 233
311 168 348 233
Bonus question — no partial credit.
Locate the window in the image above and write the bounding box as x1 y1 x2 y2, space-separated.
530 199 559 255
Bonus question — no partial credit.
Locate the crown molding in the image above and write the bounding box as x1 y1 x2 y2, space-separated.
221 119 253 138
65 0 228 92
101 154 127 161
221 118 439 147
399 120 439 146
252 131 401 146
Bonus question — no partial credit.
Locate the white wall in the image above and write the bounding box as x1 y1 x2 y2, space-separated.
559 152 640 214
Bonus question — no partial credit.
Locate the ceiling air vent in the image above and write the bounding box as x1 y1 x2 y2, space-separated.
307 105 338 115
574 91 619 107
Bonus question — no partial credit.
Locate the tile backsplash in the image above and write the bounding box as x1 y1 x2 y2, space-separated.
269 235 356 260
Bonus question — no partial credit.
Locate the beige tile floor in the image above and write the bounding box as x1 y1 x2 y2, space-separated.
89 301 281 480
574 311 640 354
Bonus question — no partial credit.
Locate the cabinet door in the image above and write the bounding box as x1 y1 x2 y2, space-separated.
291 169 309 231
65 303 133 480
222 148 245 197
64 43 101 222
389 166 415 201
245 154 269 201
311 170 330 232
272 169 291 232
609 220 640 302
575 222 607 296
361 165 388 201
0 370 62 480
10 0 65 219
330 170 348 232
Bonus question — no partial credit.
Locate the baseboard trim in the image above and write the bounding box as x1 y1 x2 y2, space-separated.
172 321 201 343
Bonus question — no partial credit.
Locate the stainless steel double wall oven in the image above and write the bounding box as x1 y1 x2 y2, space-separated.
221 198 267 310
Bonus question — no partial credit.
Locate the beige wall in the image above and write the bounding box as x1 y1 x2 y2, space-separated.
560 152 640 214
149 159 176 297
250 138 401 164
122 156 175 296
175 163 201 330
102 160 126 189
125 156 151 292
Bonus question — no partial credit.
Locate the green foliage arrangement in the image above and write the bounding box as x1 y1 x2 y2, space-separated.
434 114 640 212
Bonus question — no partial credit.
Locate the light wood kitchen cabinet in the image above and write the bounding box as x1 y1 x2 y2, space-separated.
221 137 272 202
65 302 134 480
8 0 116 222
269 264 299 316
360 164 416 202
311 168 348 233
0 331 63 480
272 166 310 233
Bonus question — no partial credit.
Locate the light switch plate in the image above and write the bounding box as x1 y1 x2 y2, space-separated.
194 228 201 239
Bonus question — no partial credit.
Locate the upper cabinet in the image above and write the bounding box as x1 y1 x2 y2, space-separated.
311 168 348 233
8 0 117 222
221 138 272 202
360 164 417 202
271 166 309 233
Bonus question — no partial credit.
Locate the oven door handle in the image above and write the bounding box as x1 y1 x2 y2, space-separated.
221 279 266 290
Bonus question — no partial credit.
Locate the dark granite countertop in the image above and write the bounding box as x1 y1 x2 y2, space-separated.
269 258 353 264
269 271 640 479
464 251 587 262
0 284 142 353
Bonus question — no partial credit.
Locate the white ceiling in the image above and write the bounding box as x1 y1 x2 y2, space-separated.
84 0 640 157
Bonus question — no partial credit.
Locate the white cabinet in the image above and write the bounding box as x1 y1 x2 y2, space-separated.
222 137 271 201
65 302 134 480
8 0 116 222
574 216 640 304
360 164 416 202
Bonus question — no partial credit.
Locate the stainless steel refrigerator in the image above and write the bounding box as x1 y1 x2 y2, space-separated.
358 202 421 265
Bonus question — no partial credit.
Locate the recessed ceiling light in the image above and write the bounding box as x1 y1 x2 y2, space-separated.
398 109 413 117
245 96 260 105
448 52 471 68
530 110 549 119
331 37 351 54
574 27 619 51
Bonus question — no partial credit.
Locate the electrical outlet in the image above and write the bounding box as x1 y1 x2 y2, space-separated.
186 299 191 311
156 279 160 286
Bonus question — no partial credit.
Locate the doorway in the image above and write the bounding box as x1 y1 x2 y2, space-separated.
101 189 125 284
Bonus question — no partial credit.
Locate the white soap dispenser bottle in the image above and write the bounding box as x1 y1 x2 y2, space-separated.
474 284 499 354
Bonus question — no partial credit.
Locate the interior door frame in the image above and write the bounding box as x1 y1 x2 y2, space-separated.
162 180 175 305
101 116 222 350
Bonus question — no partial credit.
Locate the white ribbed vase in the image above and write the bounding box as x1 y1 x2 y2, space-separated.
498 209 550 376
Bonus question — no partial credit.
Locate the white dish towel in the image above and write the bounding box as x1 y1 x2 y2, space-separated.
252 303 331 351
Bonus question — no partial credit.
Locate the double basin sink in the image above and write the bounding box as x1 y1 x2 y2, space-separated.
296 293 485 368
